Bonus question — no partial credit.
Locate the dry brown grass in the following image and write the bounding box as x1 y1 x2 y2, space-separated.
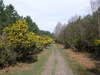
0 63 33 75
59 44 64 48
64 49 96 69
58 44 98 69
4 63 32 72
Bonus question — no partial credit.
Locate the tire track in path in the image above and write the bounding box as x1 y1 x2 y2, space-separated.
42 46 55 75
42 44 74 75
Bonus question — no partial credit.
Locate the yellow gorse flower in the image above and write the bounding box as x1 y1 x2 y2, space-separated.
95 40 100 45
4 19 53 50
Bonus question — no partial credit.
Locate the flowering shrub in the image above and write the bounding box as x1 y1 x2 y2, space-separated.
0 19 53 66
95 40 100 45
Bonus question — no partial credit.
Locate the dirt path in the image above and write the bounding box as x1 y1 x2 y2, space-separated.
42 44 74 75
42 47 56 75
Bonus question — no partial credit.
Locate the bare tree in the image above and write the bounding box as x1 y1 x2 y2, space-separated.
91 0 100 37
54 22 62 40
90 0 100 12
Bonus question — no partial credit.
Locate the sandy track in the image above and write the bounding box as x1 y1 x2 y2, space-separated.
42 47 55 75
42 44 74 75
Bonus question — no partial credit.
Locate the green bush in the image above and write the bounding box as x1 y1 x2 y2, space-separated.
0 36 17 67
64 40 70 48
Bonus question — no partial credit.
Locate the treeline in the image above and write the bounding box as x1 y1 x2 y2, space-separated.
0 0 53 68
54 0 100 58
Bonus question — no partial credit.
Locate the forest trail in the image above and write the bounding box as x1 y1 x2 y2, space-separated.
42 44 74 75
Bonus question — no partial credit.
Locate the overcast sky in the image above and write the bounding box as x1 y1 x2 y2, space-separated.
4 0 91 32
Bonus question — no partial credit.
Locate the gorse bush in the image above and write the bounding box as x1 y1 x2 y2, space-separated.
0 19 53 68
0 35 17 67
95 40 100 45
4 19 35 61
0 0 53 68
